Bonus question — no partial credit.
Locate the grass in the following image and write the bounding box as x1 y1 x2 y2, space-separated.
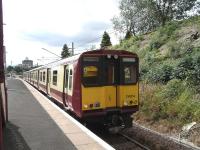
113 16 200 129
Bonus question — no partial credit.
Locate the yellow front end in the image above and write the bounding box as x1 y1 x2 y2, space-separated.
81 83 139 110
117 83 139 107
82 85 117 110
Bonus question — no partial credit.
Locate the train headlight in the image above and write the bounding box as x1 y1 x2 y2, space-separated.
114 55 118 59
107 54 111 59
124 101 128 106
84 104 88 109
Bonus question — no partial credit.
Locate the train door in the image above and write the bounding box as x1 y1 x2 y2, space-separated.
104 57 120 108
64 66 69 106
117 57 139 107
37 70 39 88
47 68 51 95
64 65 73 108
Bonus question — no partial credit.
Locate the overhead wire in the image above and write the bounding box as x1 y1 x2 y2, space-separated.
75 30 116 49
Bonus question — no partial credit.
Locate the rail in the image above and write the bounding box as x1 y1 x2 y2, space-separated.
119 133 151 150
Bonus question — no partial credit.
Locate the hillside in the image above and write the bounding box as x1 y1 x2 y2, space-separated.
113 16 200 146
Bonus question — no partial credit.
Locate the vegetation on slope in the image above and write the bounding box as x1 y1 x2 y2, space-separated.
113 16 200 131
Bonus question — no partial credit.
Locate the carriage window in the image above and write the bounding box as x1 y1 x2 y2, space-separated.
69 69 73 90
43 72 45 82
82 65 99 86
82 57 100 86
123 65 137 84
83 66 98 77
40 72 42 81
53 70 57 86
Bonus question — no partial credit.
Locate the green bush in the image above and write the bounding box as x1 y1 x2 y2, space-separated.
150 41 163 50
157 79 183 101
173 56 193 80
186 55 200 91
159 21 179 37
145 64 173 83
167 41 181 58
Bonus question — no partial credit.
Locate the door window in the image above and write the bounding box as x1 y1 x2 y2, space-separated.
65 68 69 88
124 65 137 84
53 70 57 86
69 69 73 90
43 72 45 82
121 57 138 84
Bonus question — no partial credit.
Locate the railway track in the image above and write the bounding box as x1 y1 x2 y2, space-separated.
118 133 150 150
30 82 200 150
85 122 151 150
43 90 151 150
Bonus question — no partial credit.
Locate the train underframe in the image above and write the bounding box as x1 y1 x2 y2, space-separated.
82 110 134 132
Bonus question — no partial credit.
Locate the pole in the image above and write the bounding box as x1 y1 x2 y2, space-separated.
0 0 4 148
72 42 74 56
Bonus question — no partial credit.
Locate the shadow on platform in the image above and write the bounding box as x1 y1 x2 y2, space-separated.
3 121 31 150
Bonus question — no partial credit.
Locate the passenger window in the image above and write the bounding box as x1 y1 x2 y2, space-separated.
124 65 136 84
53 70 58 86
40 72 42 81
82 65 99 86
43 72 45 82
82 57 100 86
69 69 73 90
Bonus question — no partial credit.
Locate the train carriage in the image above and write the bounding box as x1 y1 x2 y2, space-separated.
23 49 139 128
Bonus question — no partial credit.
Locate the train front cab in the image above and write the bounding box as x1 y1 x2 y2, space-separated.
81 51 139 127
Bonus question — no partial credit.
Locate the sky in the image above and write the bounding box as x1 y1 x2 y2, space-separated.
3 0 120 66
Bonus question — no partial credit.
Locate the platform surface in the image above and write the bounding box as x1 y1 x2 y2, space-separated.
3 79 112 150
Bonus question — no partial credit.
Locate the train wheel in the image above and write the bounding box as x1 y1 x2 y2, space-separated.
123 115 133 128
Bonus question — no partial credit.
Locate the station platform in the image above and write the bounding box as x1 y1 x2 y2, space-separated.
3 79 114 150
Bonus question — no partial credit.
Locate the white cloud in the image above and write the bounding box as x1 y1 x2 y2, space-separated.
3 0 119 66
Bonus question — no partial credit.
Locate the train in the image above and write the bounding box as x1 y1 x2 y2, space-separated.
23 49 139 129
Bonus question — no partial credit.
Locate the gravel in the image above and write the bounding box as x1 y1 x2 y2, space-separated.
122 122 200 150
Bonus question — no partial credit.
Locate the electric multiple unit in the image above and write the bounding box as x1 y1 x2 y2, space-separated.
23 49 139 128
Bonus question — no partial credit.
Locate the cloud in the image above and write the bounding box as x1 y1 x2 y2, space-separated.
22 21 111 48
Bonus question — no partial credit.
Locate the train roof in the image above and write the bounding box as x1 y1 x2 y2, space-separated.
81 49 138 56
24 49 138 73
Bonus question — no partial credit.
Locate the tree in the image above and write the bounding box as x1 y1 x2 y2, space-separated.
61 44 70 58
14 66 23 74
7 66 14 72
100 31 112 48
148 0 199 26
111 0 140 36
112 0 200 35
124 30 133 40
